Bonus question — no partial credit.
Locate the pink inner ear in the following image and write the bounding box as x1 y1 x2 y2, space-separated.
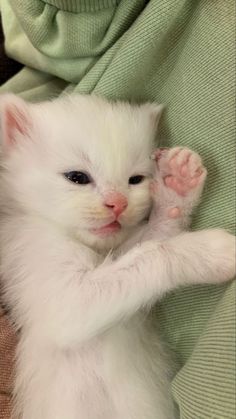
4 105 30 146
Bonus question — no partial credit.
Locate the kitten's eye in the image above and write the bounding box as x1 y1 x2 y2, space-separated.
129 175 145 185
64 171 91 185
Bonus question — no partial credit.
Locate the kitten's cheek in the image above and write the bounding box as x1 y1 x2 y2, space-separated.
149 180 158 197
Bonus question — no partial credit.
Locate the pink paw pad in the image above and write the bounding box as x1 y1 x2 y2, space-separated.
168 207 181 218
162 148 206 196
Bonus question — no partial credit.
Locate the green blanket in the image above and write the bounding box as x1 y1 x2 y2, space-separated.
0 1 235 417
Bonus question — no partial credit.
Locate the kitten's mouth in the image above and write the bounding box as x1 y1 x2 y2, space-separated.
91 221 121 237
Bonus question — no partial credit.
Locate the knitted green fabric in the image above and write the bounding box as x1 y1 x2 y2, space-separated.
0 1 235 418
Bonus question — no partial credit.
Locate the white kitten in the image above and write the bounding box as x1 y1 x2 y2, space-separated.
0 94 235 419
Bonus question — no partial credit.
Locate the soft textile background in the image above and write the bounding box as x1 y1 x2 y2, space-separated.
0 1 235 418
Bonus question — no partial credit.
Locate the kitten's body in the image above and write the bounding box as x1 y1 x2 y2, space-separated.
0 94 235 419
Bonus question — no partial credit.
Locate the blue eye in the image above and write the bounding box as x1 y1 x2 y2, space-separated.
64 171 91 185
129 175 144 185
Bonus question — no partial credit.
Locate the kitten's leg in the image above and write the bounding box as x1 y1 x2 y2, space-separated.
34 229 235 346
147 147 207 239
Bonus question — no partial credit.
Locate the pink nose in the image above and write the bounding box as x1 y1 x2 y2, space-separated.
104 192 128 217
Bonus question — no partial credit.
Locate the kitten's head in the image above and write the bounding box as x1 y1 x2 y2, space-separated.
0 94 163 251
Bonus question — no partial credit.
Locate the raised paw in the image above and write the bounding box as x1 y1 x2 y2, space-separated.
153 147 207 197
150 147 207 221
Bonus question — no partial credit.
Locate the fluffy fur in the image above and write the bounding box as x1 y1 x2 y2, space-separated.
0 94 235 419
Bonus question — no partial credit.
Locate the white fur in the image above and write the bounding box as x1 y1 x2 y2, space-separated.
0 94 235 419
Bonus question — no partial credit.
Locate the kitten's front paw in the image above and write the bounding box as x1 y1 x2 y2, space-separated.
199 229 236 283
156 147 207 196
151 147 207 218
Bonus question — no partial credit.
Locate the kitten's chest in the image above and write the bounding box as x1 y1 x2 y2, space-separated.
78 314 150 387
73 315 157 417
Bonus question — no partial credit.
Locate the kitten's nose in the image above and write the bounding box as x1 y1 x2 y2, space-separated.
104 192 128 217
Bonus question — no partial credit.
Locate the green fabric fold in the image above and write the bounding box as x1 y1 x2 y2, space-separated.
42 0 120 13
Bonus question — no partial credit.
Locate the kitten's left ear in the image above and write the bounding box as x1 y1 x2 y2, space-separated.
141 103 165 127
0 94 32 150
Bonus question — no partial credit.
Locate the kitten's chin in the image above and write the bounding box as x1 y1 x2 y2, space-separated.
74 227 132 252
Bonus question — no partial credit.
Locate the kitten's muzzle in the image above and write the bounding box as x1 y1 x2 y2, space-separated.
103 192 128 218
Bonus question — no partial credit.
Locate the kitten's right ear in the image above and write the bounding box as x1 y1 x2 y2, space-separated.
0 94 32 150
140 103 164 128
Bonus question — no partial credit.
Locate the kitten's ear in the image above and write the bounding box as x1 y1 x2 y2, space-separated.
141 103 164 127
0 94 32 150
